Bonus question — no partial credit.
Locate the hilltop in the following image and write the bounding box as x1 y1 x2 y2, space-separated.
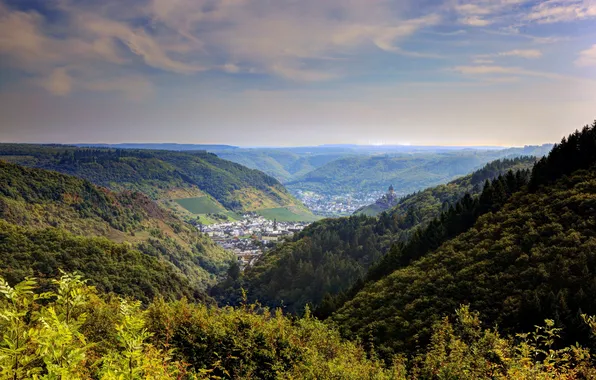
0 144 315 223
0 161 234 301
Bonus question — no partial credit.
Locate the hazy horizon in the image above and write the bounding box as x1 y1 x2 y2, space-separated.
0 141 552 149
1 0 595 146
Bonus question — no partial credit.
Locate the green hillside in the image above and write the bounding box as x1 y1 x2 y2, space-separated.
0 161 234 299
0 145 308 217
286 146 551 196
356 156 538 216
215 157 535 313
213 149 353 182
174 196 226 214
331 122 596 357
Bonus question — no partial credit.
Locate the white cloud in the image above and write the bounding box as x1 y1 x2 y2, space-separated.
454 0 596 29
526 0 596 24
460 16 493 26
452 64 592 83
498 49 542 58
453 0 530 26
575 44 596 66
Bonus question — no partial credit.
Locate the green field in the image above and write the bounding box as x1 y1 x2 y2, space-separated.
256 207 322 222
174 196 225 214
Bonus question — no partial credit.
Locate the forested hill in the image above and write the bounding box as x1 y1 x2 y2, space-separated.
285 145 552 196
0 144 306 213
0 161 234 302
214 157 537 313
357 156 537 216
331 121 596 357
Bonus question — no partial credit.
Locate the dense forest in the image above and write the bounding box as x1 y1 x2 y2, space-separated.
356 156 537 216
4 273 596 379
214 157 537 314
331 121 596 358
0 144 304 213
0 161 234 300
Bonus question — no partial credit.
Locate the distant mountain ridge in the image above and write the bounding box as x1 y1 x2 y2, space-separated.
285 145 552 196
0 144 311 221
356 156 539 216
69 144 553 189
76 143 239 151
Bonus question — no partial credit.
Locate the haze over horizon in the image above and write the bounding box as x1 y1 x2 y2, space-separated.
1 0 595 146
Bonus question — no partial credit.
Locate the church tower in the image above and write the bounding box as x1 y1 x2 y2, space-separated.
388 184 395 195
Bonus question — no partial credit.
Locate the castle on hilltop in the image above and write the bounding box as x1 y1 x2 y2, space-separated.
374 184 398 209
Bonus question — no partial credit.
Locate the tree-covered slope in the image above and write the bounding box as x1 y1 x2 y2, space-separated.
0 221 203 303
5 273 596 379
215 149 353 182
356 156 537 216
0 161 234 298
0 144 306 213
286 146 551 196
216 158 535 313
331 121 596 357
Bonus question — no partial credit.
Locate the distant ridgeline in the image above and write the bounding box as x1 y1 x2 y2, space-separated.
355 156 539 216
0 144 311 220
0 160 235 302
284 144 553 196
215 156 538 313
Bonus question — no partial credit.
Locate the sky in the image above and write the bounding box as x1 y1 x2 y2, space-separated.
0 0 595 146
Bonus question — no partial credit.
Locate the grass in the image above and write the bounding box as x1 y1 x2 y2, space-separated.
256 207 322 222
355 203 385 217
174 196 225 214
196 212 240 225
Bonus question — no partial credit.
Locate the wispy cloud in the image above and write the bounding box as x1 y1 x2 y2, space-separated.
473 58 494 64
452 64 592 83
476 49 543 60
525 0 596 24
497 49 542 58
0 0 446 93
576 44 596 66
453 0 530 27
0 0 594 101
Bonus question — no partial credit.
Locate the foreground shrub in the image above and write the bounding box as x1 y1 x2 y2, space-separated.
2 273 596 379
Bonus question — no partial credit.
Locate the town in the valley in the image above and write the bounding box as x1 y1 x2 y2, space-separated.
293 189 384 216
198 213 310 268
200 186 399 269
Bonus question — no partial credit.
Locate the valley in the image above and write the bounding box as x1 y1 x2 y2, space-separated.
2 0 594 376
2 122 596 378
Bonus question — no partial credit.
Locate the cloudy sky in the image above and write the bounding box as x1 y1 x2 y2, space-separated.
0 0 595 146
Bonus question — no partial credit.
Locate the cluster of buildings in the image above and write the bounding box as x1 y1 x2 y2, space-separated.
198 213 311 268
294 189 384 216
